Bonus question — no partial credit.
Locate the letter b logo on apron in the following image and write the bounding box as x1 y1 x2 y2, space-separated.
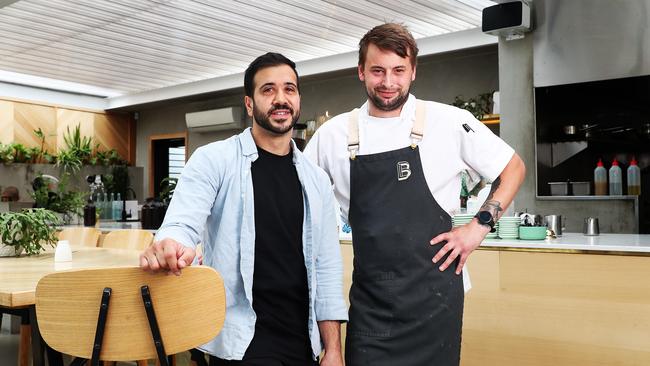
397 161 411 181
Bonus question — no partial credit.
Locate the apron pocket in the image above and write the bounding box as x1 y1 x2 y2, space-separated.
348 271 396 338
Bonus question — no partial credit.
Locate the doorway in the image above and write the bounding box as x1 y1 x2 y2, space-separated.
149 133 187 198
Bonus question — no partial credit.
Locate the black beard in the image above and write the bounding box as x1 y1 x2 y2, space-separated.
253 103 300 135
366 87 410 112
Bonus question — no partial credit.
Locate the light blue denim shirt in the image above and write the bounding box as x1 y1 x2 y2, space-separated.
155 128 348 360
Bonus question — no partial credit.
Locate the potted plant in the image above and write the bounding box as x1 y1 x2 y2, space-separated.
31 173 87 225
159 177 177 204
0 208 60 256
452 92 495 120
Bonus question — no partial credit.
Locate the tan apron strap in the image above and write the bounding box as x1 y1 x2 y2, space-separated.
348 101 426 157
347 108 360 160
410 100 426 148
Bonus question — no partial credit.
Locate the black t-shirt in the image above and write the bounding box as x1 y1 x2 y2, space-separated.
245 146 311 363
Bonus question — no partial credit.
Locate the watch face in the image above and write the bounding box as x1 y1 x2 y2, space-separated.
478 211 493 223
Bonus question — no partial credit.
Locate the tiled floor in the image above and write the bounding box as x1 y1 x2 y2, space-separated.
0 314 194 366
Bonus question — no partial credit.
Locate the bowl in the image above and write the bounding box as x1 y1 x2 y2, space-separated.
518 226 548 240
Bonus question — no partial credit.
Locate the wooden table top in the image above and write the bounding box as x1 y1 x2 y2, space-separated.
0 246 141 308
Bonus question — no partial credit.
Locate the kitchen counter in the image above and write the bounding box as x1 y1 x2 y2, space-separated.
62 221 155 233
338 232 650 365
481 232 650 254
341 232 650 255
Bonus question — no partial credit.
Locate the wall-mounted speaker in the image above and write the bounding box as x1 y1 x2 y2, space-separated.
482 1 532 37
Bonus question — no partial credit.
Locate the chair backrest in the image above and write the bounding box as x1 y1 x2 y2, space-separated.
35 266 225 361
58 227 101 247
102 230 154 250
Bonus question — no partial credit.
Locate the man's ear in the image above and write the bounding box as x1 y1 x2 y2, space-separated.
244 96 254 117
358 65 365 82
412 65 417 81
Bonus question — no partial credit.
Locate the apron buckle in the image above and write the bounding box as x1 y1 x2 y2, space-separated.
348 143 359 160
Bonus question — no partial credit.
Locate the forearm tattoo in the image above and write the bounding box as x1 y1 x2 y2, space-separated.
480 177 503 221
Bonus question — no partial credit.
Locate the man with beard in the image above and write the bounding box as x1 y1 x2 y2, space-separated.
141 52 348 366
304 24 525 365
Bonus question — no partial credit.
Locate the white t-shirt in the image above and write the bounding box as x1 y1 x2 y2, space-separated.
304 94 515 221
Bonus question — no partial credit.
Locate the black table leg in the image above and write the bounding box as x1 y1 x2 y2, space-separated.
28 306 45 366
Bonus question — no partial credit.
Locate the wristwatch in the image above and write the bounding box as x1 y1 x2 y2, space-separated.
474 211 496 233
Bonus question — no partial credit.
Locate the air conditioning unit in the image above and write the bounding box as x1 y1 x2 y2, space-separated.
186 106 243 133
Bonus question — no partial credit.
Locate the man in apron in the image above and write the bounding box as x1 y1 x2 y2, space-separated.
304 23 525 365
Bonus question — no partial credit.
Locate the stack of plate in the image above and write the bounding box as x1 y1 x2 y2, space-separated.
452 214 499 239
498 216 521 239
451 213 475 228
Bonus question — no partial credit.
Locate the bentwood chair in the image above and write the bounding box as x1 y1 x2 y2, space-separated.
35 266 225 366
58 227 101 247
101 229 154 250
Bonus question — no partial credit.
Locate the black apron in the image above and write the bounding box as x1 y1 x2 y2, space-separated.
345 103 464 366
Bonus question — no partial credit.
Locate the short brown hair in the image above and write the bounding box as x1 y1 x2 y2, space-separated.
358 23 419 69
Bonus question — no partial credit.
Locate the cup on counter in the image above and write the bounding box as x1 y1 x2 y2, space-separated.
583 217 600 236
544 215 564 237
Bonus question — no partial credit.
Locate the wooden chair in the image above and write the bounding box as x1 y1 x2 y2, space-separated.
58 227 101 247
35 266 225 366
101 230 154 250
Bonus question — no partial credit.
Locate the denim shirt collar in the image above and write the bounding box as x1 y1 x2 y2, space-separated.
240 127 301 165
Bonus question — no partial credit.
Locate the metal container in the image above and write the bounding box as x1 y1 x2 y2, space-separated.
583 217 600 236
548 182 569 196
544 215 564 236
571 181 591 196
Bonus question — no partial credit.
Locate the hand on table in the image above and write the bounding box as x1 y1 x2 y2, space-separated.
430 219 490 275
139 238 196 276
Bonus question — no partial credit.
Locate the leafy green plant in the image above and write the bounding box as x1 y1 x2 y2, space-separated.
107 148 126 166
63 124 93 164
452 92 494 120
0 143 13 164
1 125 126 169
105 165 130 198
0 209 60 256
30 128 54 164
55 148 82 173
31 173 87 224
90 144 106 166
11 143 31 163
159 177 178 203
